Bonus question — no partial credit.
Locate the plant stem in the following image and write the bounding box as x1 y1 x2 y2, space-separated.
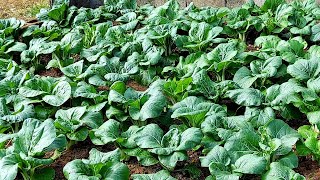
66 140 76 150
242 32 246 42
14 123 19 133
239 32 246 42
132 120 147 127
30 168 35 180
222 67 226 81
21 170 30 180
261 77 267 87
216 74 221 82
51 150 62 160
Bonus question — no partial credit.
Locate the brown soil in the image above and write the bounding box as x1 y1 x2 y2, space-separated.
97 86 110 91
51 139 116 179
32 125 320 180
187 150 201 164
126 159 162 175
112 21 120 26
71 54 81 62
246 44 259 52
20 19 42 30
51 140 94 179
128 150 209 180
184 150 210 180
127 80 148 91
38 68 63 77
296 156 320 180
287 117 310 130
39 54 52 65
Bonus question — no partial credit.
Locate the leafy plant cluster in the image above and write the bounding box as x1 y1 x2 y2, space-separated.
0 0 320 179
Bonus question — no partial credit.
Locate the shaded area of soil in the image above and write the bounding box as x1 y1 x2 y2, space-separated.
39 54 52 65
127 80 148 91
51 139 116 179
51 140 210 180
183 150 210 180
296 156 320 179
97 80 148 92
27 131 320 180
126 159 162 175
97 86 110 91
127 150 210 180
51 140 95 179
38 68 63 77
246 44 259 52
286 115 309 130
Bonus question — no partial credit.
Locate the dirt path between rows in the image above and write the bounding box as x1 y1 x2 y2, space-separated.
0 0 48 20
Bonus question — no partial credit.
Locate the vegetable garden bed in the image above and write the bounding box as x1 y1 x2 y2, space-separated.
1 0 320 179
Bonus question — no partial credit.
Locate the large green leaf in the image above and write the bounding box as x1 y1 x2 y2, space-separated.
306 111 320 128
207 42 238 72
287 58 320 81
89 119 121 145
43 81 71 106
132 170 176 180
61 60 84 78
158 151 187 169
0 154 20 180
261 0 285 12
136 91 167 121
55 106 86 121
63 148 129 180
15 119 57 156
134 124 163 149
176 22 223 51
19 78 52 98
311 24 320 42
226 88 264 106
171 96 215 127
262 162 305 180
224 125 261 160
233 67 258 88
265 119 300 155
176 127 203 150
55 106 103 141
233 154 267 174
200 146 230 168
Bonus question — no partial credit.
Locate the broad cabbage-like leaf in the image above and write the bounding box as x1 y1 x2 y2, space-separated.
0 97 35 124
233 56 282 88
43 81 71 106
233 154 267 174
287 57 320 81
311 23 320 42
108 81 166 121
61 60 84 78
134 124 203 169
20 38 59 64
102 56 139 82
0 119 66 180
262 162 305 180
171 96 225 127
226 88 264 106
176 22 223 51
132 170 176 180
265 119 300 155
207 42 238 72
55 106 103 141
63 148 129 180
